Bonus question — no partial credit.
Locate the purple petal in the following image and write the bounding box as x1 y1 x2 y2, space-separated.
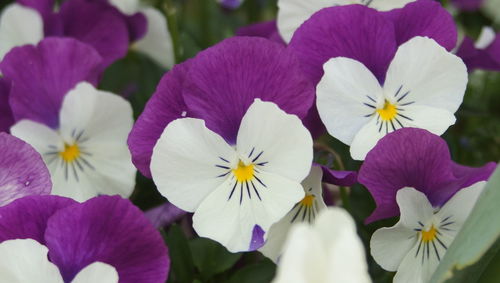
0 133 52 206
219 0 244 9
457 35 500 71
249 225 265 251
236 20 286 45
128 62 190 178
359 128 495 223
451 162 497 189
126 12 148 42
383 0 457 51
0 195 76 244
45 195 170 283
0 79 13 133
16 0 54 17
144 202 187 228
59 0 130 69
183 36 315 144
302 106 326 139
452 0 484 11
319 165 358 187
289 5 397 84
1 38 102 128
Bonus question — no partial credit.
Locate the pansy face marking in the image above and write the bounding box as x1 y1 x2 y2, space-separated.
317 36 468 160
151 99 313 252
11 82 136 202
370 183 485 283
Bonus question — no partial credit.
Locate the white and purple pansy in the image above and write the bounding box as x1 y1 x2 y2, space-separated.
456 26 500 72
0 195 169 283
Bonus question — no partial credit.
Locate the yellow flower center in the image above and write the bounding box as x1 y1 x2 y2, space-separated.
232 161 255 182
59 143 80 162
299 194 315 207
376 100 398 121
421 225 438 243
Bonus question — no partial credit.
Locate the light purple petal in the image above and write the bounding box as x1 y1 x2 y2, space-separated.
289 5 397 84
145 202 187 228
249 225 265 251
45 195 170 283
359 128 495 223
319 165 358 187
236 20 285 45
0 79 13 133
0 38 102 128
452 0 484 11
0 195 76 244
128 62 190 178
383 0 457 51
59 0 130 69
0 133 52 206
183 36 315 144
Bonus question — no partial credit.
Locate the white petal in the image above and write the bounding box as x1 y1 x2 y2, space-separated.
396 187 434 229
370 224 417 271
384 37 468 114
436 181 486 227
193 170 304 252
133 7 175 69
393 243 430 283
369 0 416 11
349 116 384 160
0 4 44 62
0 239 64 283
236 99 313 183
109 0 139 15
10 120 63 152
259 166 327 262
401 104 456 136
71 262 119 283
151 118 237 212
317 57 383 146
475 26 495 49
277 0 351 43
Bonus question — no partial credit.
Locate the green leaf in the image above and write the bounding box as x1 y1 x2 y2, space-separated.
164 225 195 283
189 237 242 281
430 166 500 283
226 258 276 283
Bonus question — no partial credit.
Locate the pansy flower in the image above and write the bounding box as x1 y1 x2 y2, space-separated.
456 26 500 72
370 184 484 283
451 0 484 11
316 36 467 159
0 133 51 206
3 38 136 202
151 99 313 252
272 207 372 283
358 128 496 223
0 195 169 282
259 165 357 262
0 0 131 69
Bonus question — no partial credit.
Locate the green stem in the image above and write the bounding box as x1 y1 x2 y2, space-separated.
163 0 182 64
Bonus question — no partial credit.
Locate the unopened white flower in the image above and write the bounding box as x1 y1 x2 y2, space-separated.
151 99 313 252
317 36 468 160
0 239 118 283
277 0 416 43
370 182 485 283
272 207 372 283
11 82 136 202
259 166 327 262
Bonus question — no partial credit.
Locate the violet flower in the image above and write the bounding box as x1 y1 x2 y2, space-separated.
456 27 500 72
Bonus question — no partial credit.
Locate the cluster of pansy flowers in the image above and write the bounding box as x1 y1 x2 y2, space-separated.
0 0 497 282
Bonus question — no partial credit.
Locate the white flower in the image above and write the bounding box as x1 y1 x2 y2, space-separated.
0 239 118 283
0 4 43 62
277 0 416 43
259 166 327 262
474 26 496 49
151 99 313 252
109 0 175 69
370 182 485 283
316 36 468 160
11 82 136 202
272 207 372 283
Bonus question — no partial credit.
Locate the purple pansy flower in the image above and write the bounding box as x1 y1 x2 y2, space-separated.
456 27 500 72
0 79 13 132
0 133 51 206
358 128 496 223
128 36 314 178
451 0 484 11
236 20 286 45
0 195 170 283
3 38 136 202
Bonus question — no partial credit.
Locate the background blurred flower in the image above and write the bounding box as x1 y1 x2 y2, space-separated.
456 27 500 72
0 195 170 283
